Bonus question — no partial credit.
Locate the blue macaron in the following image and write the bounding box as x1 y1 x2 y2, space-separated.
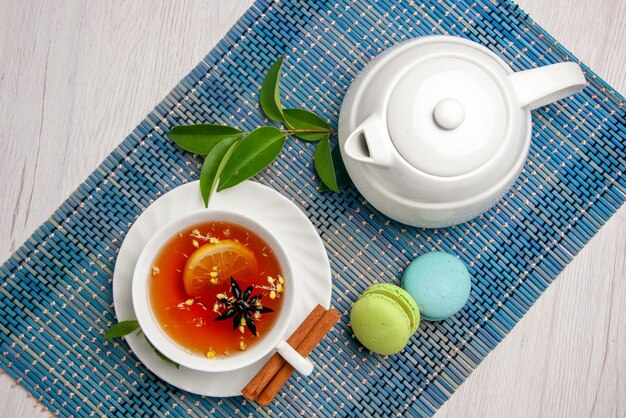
401 252 471 321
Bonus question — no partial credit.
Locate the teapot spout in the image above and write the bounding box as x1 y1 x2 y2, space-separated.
509 62 586 110
343 115 394 167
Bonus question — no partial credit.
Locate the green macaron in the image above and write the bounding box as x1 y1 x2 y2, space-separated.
361 283 420 333
350 284 420 355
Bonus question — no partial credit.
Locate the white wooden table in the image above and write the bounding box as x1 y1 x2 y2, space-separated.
0 1 624 417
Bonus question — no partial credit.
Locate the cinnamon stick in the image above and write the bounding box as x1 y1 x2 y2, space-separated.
257 308 340 406
241 304 327 400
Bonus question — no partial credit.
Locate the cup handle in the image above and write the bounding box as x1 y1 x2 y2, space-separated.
275 340 314 376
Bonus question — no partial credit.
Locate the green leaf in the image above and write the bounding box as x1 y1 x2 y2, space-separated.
283 108 330 141
320 145 352 191
104 320 140 339
200 136 240 207
314 136 339 192
218 127 286 191
167 124 243 155
144 336 180 369
260 56 285 123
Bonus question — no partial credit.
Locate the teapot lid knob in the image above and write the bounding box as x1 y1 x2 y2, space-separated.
433 98 464 130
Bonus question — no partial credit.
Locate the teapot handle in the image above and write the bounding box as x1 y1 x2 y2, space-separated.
343 115 394 167
509 62 586 110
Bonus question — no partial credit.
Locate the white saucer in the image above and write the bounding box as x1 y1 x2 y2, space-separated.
112 181 332 397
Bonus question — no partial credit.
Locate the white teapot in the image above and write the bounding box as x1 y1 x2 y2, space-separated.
338 36 585 228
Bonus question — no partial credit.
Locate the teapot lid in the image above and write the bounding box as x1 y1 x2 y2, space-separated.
386 47 511 177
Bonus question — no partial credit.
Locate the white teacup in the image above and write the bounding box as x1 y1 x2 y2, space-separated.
132 209 313 375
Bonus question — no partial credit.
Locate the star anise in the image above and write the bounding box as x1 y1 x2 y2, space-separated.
214 277 273 336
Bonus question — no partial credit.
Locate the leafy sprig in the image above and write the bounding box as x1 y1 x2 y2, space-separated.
167 55 350 207
104 320 179 369
104 320 140 339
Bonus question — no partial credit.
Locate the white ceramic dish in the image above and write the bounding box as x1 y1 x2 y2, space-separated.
338 35 586 228
112 181 332 396
132 209 312 375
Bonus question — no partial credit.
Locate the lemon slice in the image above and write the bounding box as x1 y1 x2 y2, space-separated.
183 240 258 297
